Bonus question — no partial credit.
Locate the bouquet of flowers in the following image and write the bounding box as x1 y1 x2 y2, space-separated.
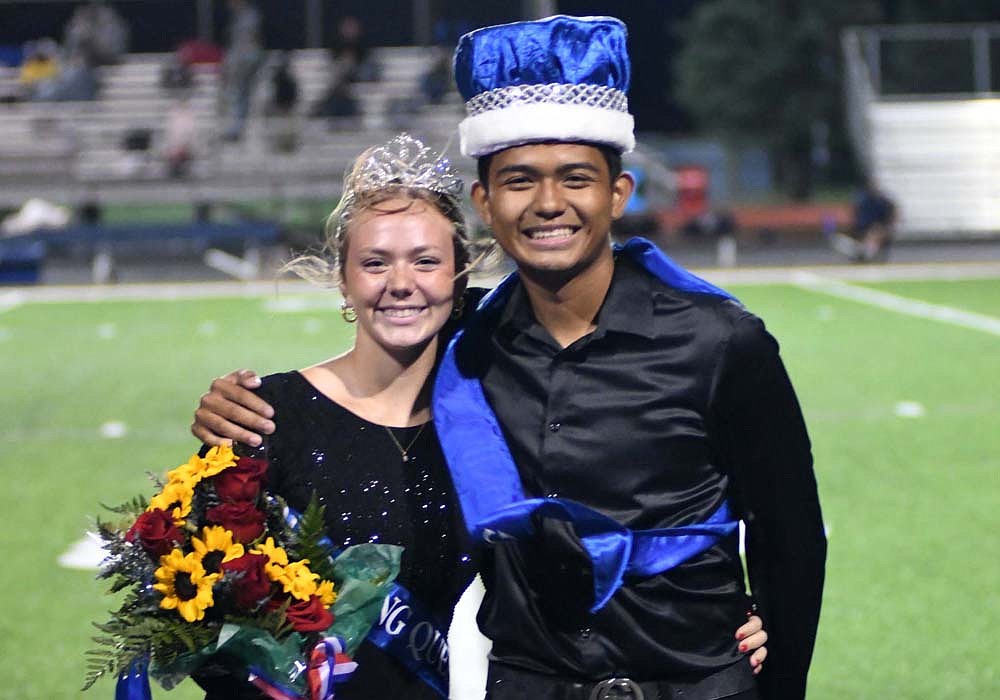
84 443 402 700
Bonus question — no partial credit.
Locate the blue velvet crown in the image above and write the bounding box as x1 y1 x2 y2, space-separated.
453 15 636 157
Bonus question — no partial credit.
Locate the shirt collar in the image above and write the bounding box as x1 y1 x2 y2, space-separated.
495 253 658 342
592 253 658 340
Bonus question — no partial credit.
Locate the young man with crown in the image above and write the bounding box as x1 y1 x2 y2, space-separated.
431 15 825 700
191 15 824 700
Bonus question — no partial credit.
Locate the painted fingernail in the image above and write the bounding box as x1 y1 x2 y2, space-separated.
738 643 747 652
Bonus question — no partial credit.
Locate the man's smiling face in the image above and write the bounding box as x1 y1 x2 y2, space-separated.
472 142 633 283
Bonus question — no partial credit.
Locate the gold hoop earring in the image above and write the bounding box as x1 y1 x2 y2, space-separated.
340 300 357 323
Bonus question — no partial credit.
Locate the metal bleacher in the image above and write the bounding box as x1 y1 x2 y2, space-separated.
0 46 466 210
842 25 1000 238
0 46 467 282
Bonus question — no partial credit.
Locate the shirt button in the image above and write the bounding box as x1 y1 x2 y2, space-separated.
548 422 561 432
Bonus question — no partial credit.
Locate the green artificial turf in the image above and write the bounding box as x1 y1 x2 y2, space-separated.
1 277 997 699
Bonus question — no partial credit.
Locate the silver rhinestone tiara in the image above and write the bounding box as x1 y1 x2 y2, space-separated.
343 133 463 201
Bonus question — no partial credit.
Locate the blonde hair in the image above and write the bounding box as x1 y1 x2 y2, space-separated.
283 134 505 295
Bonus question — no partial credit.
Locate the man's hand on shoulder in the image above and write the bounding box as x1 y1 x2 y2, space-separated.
191 369 275 446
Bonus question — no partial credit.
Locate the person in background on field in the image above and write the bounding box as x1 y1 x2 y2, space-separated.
831 177 897 263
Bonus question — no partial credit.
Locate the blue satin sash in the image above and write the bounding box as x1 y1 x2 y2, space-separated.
433 237 740 613
366 583 449 697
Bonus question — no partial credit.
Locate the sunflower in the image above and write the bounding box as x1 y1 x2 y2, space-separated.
164 454 201 488
191 526 245 574
165 445 237 487
201 444 238 477
252 536 290 579
315 579 337 607
153 549 221 622
147 480 194 523
276 559 320 601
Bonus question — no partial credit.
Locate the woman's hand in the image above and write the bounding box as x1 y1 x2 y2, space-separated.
191 369 275 446
735 614 768 675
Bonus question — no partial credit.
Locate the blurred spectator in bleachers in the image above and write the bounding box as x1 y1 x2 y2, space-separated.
160 52 194 93
270 51 299 114
221 0 263 142
263 51 300 152
63 0 129 66
331 15 379 83
114 125 153 177
310 73 360 126
163 96 198 178
17 39 60 99
33 52 99 101
419 47 451 106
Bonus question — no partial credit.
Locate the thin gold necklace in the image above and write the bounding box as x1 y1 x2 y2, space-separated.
384 423 427 463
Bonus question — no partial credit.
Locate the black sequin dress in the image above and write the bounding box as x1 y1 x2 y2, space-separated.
201 371 475 700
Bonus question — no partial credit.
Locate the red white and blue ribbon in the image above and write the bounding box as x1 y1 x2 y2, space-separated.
306 636 358 700
249 668 302 700
245 636 356 700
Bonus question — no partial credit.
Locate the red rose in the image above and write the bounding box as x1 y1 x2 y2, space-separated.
212 456 269 501
125 508 183 558
284 595 334 633
221 553 272 610
205 501 266 543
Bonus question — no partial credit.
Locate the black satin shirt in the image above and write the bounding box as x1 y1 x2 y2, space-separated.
463 255 826 700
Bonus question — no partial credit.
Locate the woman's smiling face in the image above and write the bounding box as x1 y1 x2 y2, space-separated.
340 197 457 356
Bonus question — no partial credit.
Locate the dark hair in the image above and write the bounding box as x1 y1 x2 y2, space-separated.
476 142 623 190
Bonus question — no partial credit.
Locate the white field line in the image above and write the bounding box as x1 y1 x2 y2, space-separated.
698 260 1000 286
792 271 1000 337
1 279 316 304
